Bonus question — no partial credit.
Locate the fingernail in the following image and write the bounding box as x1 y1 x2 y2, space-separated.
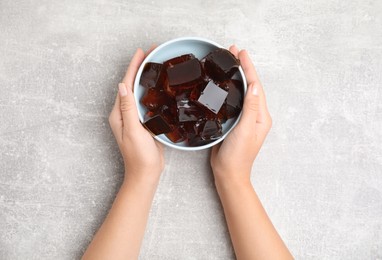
119 83 127 97
252 85 258 96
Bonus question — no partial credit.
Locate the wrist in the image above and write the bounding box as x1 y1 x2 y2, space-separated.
213 170 252 192
123 169 162 188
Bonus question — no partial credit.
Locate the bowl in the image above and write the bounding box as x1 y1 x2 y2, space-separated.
133 37 247 151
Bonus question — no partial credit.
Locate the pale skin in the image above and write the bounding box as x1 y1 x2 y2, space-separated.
82 46 293 260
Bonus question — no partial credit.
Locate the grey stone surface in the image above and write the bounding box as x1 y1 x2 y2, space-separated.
1 0 381 259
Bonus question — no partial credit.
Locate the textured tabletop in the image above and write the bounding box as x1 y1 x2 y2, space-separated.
1 0 381 259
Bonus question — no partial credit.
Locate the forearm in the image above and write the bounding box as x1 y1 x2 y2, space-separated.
83 172 160 260
215 175 292 260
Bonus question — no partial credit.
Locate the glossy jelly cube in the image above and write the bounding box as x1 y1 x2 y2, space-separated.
159 103 177 125
226 105 240 119
141 88 169 111
217 104 228 123
204 48 240 81
189 86 202 101
189 80 209 101
144 110 156 121
221 79 244 118
143 114 172 135
223 80 244 108
165 127 186 143
164 54 195 68
177 98 204 122
140 62 165 89
195 120 222 140
203 103 227 123
179 121 197 137
163 80 176 97
197 80 228 114
188 135 211 147
166 58 204 88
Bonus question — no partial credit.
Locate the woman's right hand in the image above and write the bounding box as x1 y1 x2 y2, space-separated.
210 47 292 260
210 45 272 185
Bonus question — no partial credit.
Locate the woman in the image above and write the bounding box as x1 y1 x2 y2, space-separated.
83 45 292 260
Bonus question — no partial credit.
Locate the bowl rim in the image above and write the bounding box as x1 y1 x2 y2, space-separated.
133 36 247 151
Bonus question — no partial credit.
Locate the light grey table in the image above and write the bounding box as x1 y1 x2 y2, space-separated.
1 0 381 259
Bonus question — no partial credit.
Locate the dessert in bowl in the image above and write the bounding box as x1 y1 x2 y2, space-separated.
133 37 247 151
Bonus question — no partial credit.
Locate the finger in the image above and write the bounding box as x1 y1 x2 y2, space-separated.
211 142 221 161
238 49 260 86
146 44 157 56
238 50 271 125
253 81 271 126
229 45 239 59
236 83 260 130
155 139 164 153
118 82 140 133
122 48 145 87
109 92 123 142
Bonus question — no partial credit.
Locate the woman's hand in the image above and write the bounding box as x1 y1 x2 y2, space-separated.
210 46 292 260
210 45 272 184
83 47 165 260
108 48 164 184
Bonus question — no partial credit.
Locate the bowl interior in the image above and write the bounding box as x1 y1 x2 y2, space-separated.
133 37 247 151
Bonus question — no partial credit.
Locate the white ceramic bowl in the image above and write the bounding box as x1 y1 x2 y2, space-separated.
133 37 247 151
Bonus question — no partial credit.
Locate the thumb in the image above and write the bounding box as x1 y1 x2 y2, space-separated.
237 83 260 129
118 82 140 131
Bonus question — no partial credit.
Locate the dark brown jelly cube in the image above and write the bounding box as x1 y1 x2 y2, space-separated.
190 86 202 101
223 80 244 109
221 79 244 118
188 135 211 147
197 81 228 114
143 114 172 135
141 88 169 111
204 48 240 81
226 105 240 119
144 110 156 121
217 104 228 123
165 127 186 143
177 98 204 122
159 103 177 125
163 80 176 97
140 62 165 89
166 58 204 88
188 82 229 122
164 54 195 68
195 120 222 140
204 103 227 123
165 79 206 98
179 121 197 137
189 80 209 101
188 83 219 121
